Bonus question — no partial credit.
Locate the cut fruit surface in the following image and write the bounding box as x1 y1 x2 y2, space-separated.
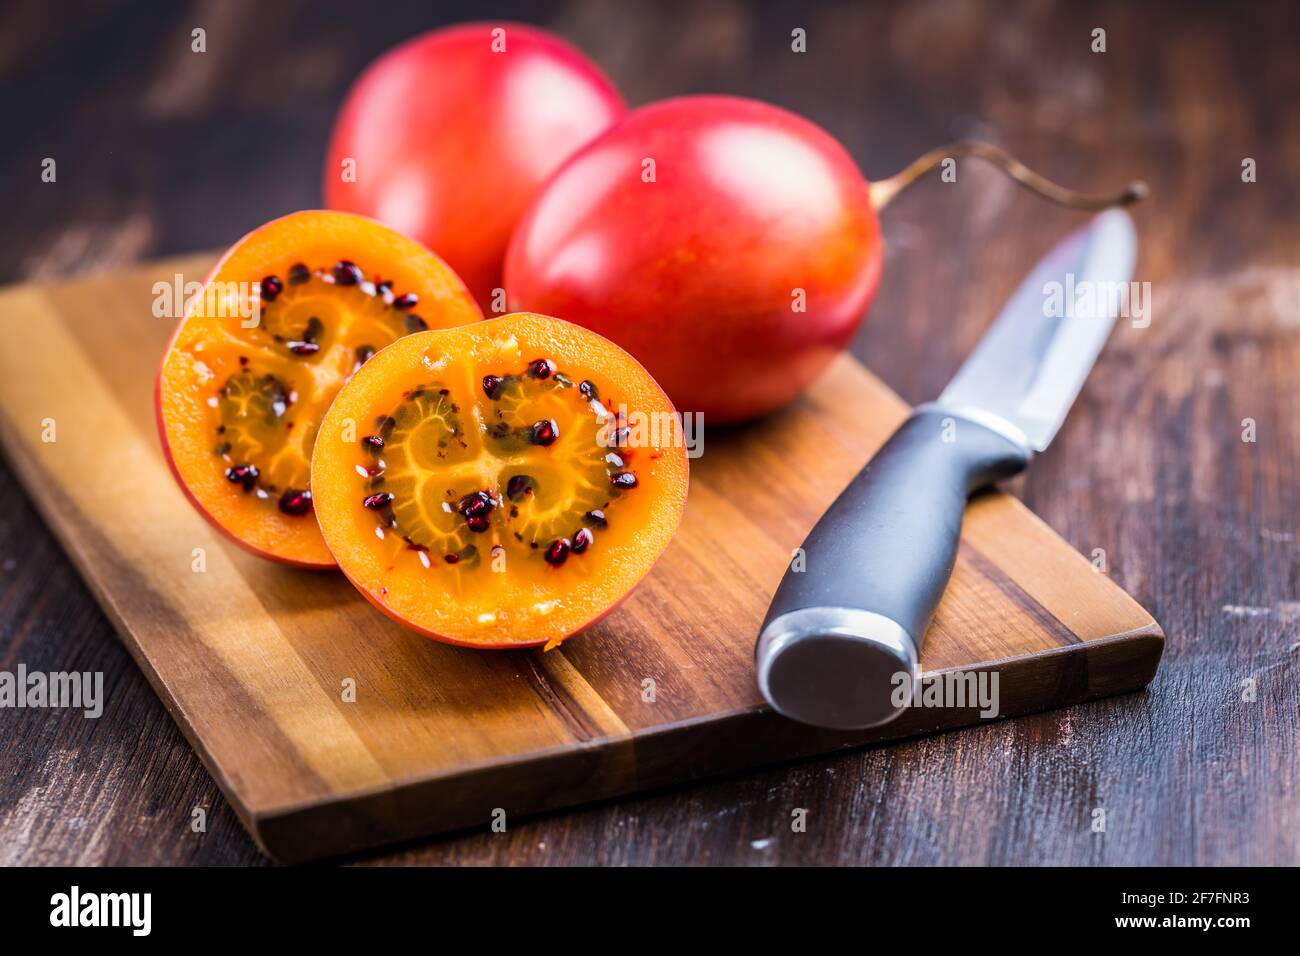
156 210 482 567
312 313 689 647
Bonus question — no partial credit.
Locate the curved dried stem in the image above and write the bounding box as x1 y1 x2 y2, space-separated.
869 140 1148 212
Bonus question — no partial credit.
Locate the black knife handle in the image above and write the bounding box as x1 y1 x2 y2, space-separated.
755 404 1033 729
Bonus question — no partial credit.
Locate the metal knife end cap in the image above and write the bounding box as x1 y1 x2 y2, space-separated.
756 608 918 730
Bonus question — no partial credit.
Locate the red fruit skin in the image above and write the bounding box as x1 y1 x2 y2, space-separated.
325 22 626 310
504 95 882 423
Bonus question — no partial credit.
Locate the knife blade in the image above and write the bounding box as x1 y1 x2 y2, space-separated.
939 208 1138 450
754 210 1138 730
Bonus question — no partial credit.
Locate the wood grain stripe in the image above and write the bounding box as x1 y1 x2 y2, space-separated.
960 545 1082 648
526 649 632 742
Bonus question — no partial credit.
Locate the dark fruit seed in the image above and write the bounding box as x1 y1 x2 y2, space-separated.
611 472 638 489
572 528 593 554
333 260 362 285
458 491 494 517
584 509 608 528
392 293 418 310
604 452 625 468
579 380 599 400
527 358 555 380
466 514 490 533
544 538 571 566
304 316 324 341
362 434 384 452
506 475 535 500
403 314 427 333
356 345 376 365
278 489 312 516
288 340 320 355
609 427 630 447
444 553 459 565
482 375 504 399
260 275 283 302
530 419 559 446
288 262 310 284
363 492 393 510
225 463 259 491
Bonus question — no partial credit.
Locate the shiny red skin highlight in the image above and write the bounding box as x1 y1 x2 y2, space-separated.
325 22 626 311
504 95 882 424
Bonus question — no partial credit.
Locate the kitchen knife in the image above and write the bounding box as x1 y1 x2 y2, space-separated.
755 209 1138 730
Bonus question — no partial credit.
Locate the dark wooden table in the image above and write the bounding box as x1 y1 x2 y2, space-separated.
1 0 1295 865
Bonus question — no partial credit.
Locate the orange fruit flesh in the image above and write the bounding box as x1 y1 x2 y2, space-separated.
157 210 482 567
313 313 689 647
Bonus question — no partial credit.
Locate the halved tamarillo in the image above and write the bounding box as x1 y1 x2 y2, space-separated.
312 313 689 648
156 210 482 567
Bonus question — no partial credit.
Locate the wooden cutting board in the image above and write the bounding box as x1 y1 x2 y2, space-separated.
0 256 1163 862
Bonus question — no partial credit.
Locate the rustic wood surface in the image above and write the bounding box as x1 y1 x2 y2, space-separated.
0 0 1295 865
0 257 1161 862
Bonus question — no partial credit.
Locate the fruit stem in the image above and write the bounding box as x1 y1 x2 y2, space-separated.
869 140 1148 212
